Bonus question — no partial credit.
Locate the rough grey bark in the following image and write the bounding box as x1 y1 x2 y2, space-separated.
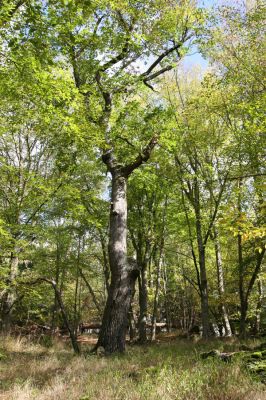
96 172 139 352
97 137 157 353
213 225 232 336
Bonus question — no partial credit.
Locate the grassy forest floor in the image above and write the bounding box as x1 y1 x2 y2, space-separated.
0 334 265 400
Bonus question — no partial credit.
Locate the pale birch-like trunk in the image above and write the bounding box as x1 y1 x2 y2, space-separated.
1 253 19 331
213 225 232 336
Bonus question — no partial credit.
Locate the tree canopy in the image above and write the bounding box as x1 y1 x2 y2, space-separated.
0 0 265 352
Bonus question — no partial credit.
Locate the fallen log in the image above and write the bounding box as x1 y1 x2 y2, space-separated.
200 347 266 382
200 349 237 362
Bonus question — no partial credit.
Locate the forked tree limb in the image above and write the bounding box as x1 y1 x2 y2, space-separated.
122 136 158 177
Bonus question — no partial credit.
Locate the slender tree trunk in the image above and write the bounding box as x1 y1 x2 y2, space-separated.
238 232 247 338
99 231 110 295
237 177 247 338
73 236 81 337
151 196 167 341
1 253 19 331
130 229 152 344
240 248 265 338
97 172 139 352
213 226 232 336
199 252 210 339
73 273 79 337
237 178 248 339
151 250 163 341
51 242 60 333
239 301 247 339
51 282 80 354
163 262 171 332
254 277 263 335
78 268 101 313
138 241 151 344
138 264 148 343
28 278 80 354
194 189 210 339
128 304 136 342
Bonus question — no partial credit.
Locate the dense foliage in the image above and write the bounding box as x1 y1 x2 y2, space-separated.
0 0 265 351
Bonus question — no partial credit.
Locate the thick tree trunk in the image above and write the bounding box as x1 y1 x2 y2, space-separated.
213 226 232 336
97 261 138 353
97 136 157 353
97 172 139 352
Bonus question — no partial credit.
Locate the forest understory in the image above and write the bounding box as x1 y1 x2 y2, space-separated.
1 334 266 400
0 0 265 398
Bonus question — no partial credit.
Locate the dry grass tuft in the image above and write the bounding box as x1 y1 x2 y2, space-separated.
0 335 265 400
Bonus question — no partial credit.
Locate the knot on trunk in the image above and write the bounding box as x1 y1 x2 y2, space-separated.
127 257 140 280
